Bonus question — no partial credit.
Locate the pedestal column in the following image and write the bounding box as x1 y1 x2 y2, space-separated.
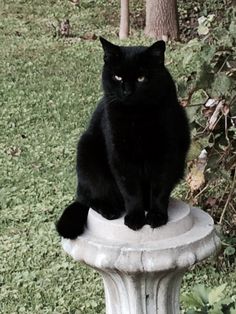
62 199 221 314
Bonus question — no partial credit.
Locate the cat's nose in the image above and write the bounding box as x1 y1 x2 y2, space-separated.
123 88 133 96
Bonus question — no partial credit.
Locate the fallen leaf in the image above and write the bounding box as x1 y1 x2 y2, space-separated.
59 19 70 37
80 33 97 40
205 98 218 108
6 146 22 157
180 99 188 107
205 197 217 207
197 24 209 36
208 100 225 130
186 149 208 192
202 107 215 119
222 103 230 115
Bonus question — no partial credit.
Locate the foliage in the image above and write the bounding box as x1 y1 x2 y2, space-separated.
169 8 236 238
181 284 236 313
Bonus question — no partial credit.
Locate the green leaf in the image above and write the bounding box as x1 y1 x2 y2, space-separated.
182 285 209 310
201 45 216 64
188 140 203 161
196 63 214 90
194 285 209 305
182 293 205 309
224 246 236 256
229 21 236 39
183 51 194 67
208 284 227 306
186 310 197 314
186 105 201 123
191 89 208 106
185 38 201 49
211 74 234 98
197 134 211 149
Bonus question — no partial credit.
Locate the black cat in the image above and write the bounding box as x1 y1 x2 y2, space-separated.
56 37 190 239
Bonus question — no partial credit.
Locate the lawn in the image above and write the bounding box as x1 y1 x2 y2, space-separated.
0 0 235 313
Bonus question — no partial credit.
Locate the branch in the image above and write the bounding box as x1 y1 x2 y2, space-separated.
219 168 236 224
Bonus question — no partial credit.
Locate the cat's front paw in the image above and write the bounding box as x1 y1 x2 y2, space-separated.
146 211 168 228
124 211 145 230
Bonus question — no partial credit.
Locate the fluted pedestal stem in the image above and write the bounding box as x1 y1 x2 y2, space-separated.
100 270 185 314
62 199 220 314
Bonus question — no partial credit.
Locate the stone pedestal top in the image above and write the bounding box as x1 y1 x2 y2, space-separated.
86 199 192 243
62 199 220 273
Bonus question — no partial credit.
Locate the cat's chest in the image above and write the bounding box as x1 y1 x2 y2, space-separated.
106 109 166 157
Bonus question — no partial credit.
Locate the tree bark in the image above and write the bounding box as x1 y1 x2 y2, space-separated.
145 0 179 41
119 0 129 39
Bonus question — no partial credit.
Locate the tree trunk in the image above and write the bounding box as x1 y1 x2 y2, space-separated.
119 0 129 39
145 0 179 41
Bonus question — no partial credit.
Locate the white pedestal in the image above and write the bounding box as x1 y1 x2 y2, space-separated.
62 199 220 314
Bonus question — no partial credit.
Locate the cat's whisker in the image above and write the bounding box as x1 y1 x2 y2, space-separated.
105 94 118 105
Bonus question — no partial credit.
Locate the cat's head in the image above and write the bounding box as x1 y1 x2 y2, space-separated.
100 37 171 105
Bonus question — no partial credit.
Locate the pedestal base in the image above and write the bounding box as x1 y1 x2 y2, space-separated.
62 199 220 314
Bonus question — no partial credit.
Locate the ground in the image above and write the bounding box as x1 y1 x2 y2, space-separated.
0 0 235 313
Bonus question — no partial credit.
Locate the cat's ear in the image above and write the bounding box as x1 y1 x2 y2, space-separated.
100 37 121 63
147 40 166 64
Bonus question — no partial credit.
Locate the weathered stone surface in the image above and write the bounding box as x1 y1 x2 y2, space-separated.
62 199 220 313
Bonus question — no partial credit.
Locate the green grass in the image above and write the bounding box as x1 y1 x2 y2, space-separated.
0 1 107 313
0 1 235 313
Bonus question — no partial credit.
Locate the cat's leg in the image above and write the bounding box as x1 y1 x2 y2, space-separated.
146 183 171 228
87 185 124 220
77 132 124 220
146 164 181 228
123 196 146 230
110 161 146 230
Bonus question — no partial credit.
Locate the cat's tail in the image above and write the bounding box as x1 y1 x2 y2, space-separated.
56 201 89 239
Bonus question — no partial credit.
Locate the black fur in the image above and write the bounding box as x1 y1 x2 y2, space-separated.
56 37 190 239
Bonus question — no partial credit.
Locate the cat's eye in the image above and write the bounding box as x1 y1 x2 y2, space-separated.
114 75 122 81
137 76 145 82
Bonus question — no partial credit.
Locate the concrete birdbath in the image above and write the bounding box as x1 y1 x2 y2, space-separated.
61 199 220 314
